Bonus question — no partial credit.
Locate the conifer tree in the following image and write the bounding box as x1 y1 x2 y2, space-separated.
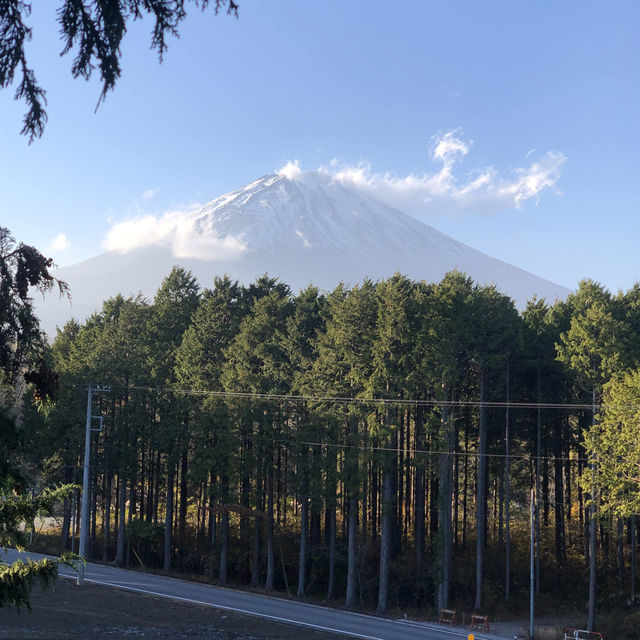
222 281 293 589
557 279 622 631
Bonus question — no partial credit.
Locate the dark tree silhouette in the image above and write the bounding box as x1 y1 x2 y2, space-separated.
0 226 67 399
0 0 238 141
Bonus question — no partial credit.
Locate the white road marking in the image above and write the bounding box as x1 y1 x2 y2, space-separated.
76 577 385 640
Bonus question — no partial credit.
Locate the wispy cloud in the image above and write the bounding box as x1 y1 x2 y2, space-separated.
49 233 69 252
280 130 566 217
103 209 246 261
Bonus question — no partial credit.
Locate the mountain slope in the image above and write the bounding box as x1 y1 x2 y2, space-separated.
38 171 569 336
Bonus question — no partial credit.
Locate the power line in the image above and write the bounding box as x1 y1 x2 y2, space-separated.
100 382 604 411
282 439 589 464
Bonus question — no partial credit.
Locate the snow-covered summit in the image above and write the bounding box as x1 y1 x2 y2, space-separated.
188 171 462 257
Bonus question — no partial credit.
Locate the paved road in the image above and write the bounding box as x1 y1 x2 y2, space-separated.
2 549 509 640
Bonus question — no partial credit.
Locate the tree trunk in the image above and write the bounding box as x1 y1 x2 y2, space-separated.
462 414 469 548
505 363 511 601
154 450 161 525
438 400 453 611
345 488 358 607
115 475 126 566
345 417 358 608
326 437 337 601
90 469 98 558
617 517 624 587
251 476 263 588
414 404 425 573
536 369 541 594
474 367 488 611
377 438 394 615
587 389 597 632
219 511 229 584
327 505 336 600
179 449 188 554
297 487 308 598
265 464 275 590
61 465 72 550
554 412 567 565
102 473 112 562
164 464 173 572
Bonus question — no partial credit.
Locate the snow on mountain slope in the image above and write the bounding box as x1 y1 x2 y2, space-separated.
38 171 569 337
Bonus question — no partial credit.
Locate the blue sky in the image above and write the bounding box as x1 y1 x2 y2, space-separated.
1 0 638 292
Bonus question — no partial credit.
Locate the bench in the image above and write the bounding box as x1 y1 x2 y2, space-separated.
564 629 604 640
469 614 490 633
437 609 456 626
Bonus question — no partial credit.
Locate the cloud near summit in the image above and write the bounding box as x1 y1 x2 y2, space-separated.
281 130 566 217
104 209 247 260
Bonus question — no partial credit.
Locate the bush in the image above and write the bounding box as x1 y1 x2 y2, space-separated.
126 518 164 567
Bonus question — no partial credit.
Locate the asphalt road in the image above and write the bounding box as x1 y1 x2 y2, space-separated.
2 549 509 640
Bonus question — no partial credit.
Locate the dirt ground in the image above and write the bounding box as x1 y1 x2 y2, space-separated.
0 578 343 640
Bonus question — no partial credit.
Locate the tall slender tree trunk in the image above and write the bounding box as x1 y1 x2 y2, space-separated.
218 471 230 585
474 367 488 611
115 475 127 566
251 475 263 588
565 422 572 547
90 470 98 558
505 362 511 601
164 463 174 572
327 505 336 600
371 457 378 545
377 428 394 615
146 448 155 522
536 369 542 594
587 388 597 632
414 404 425 574
554 412 566 565
297 482 309 598
462 415 469 548
61 465 72 550
127 477 136 567
405 409 412 540
219 510 229 585
265 464 275 590
617 518 625 587
453 426 460 549
437 398 454 611
345 417 358 609
153 451 161 525
179 449 188 557
326 438 337 601
102 473 112 562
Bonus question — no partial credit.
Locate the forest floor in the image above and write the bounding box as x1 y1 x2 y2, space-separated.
0 578 343 640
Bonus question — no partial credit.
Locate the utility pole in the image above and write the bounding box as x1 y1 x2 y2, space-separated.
78 385 109 585
587 386 597 632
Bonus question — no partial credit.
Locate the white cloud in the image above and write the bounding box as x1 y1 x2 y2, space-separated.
104 209 247 261
278 160 304 180
280 130 566 217
49 233 69 252
141 188 158 200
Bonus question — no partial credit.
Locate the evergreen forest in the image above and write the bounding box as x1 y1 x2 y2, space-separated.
13 266 640 636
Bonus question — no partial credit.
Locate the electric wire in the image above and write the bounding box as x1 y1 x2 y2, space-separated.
95 382 608 411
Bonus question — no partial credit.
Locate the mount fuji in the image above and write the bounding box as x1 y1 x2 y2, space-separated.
39 171 569 336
